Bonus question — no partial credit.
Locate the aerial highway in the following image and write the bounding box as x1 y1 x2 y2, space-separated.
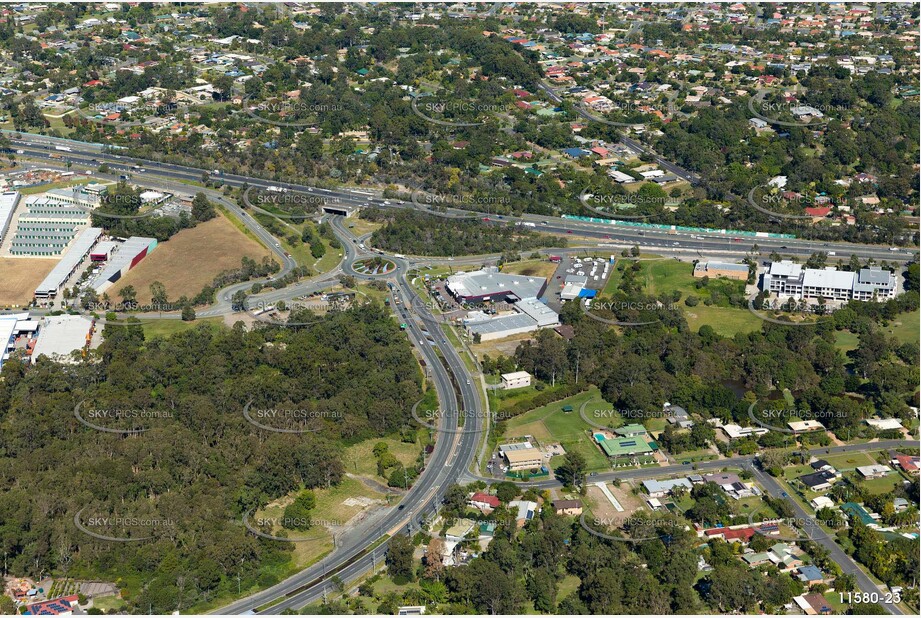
6 133 918 263
214 220 487 614
4 134 914 615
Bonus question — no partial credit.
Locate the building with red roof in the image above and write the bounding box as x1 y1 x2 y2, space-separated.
469 492 501 511
804 206 831 219
25 595 79 616
702 525 768 543
895 454 919 475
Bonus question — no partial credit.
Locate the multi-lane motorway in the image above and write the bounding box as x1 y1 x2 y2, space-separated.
216 221 487 614
4 132 916 614
5 132 917 265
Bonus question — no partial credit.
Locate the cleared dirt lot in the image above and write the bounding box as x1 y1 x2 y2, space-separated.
585 480 646 526
110 213 275 304
0 258 56 307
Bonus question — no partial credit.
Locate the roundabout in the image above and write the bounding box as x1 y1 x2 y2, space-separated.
352 256 396 276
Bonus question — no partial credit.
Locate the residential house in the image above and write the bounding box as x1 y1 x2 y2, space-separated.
794 593 833 615
894 454 919 475
797 564 825 586
856 465 891 479
469 492 501 512
552 499 583 516
508 500 538 527
643 478 692 498
799 470 839 492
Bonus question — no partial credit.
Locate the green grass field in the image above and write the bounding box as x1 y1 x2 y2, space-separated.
822 452 876 471
835 330 861 353
858 473 903 496
602 257 761 337
684 305 764 337
19 177 92 195
836 311 918 352
343 437 420 481
503 387 612 472
139 317 224 339
881 310 920 345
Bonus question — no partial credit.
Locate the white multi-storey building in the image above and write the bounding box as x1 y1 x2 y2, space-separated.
762 261 897 302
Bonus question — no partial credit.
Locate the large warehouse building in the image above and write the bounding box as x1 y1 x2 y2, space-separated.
464 296 560 341
34 227 103 303
446 267 546 303
88 236 157 293
10 196 90 256
30 315 96 364
0 190 20 245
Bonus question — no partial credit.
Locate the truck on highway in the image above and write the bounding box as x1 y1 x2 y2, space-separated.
54 145 72 152
266 186 287 193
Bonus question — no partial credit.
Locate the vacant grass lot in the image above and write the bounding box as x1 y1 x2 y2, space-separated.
258 475 387 570
139 317 225 339
881 310 919 345
500 258 558 280
343 437 420 482
110 213 276 304
18 177 92 195
503 387 612 472
823 452 876 471
858 473 903 496
601 257 762 337
684 305 764 337
0 257 56 306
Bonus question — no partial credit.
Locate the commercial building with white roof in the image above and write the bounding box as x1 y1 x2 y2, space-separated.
0 190 20 244
500 371 531 389
463 296 559 341
87 236 157 293
762 261 896 302
34 227 103 301
446 267 546 303
0 313 38 369
514 296 560 327
30 315 96 364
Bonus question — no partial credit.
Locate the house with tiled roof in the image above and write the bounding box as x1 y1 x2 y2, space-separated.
895 454 919 475
469 492 500 512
